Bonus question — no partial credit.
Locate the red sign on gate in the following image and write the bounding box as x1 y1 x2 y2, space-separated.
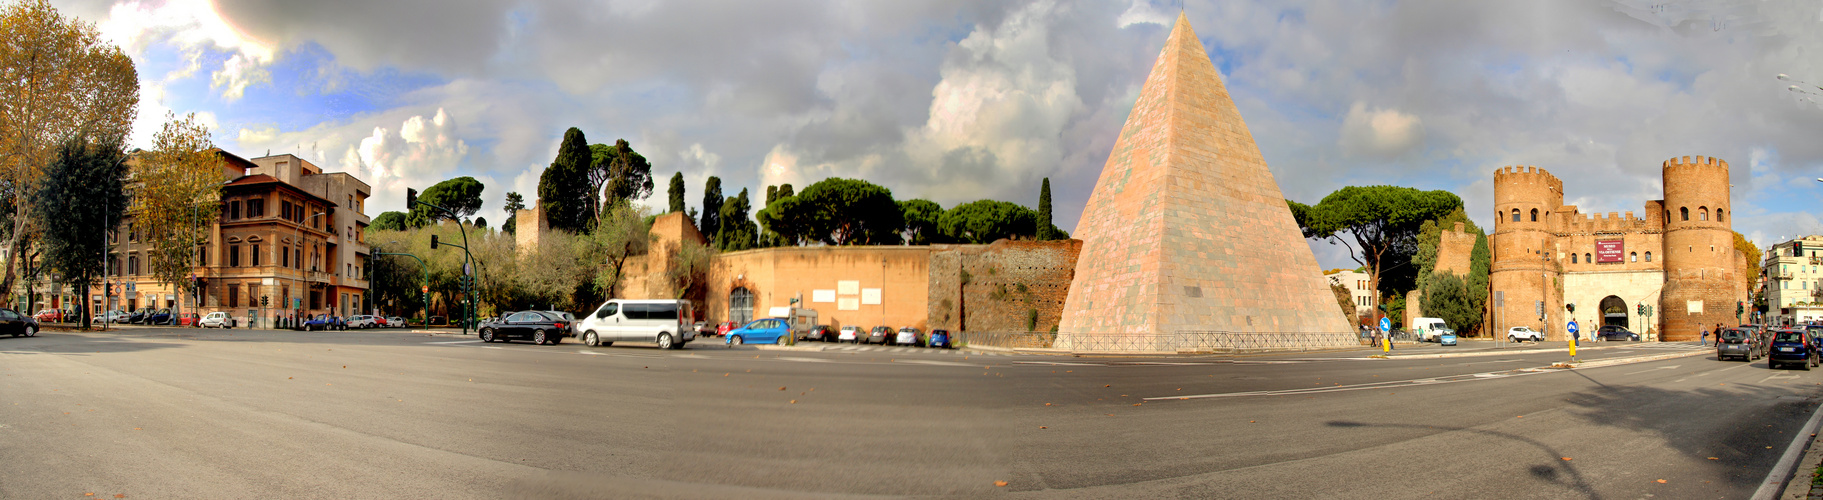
1596 240 1624 263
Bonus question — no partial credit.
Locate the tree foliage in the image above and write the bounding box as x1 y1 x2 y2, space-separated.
1735 231 1760 293
595 138 654 211
1330 282 1355 322
131 113 222 309
717 188 758 251
537 127 593 233
939 200 1038 244
0 0 140 302
1037 178 1056 241
371 211 408 232
591 201 653 298
33 134 126 326
1289 186 1462 305
409 176 484 228
1422 272 1480 336
763 178 902 246
899 199 944 245
1412 207 1478 293
1465 231 1491 336
667 172 685 214
501 192 525 235
664 239 715 300
700 176 722 247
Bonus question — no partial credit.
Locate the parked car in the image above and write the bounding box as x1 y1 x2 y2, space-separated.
928 329 952 349
479 311 573 345
175 312 200 326
1507 326 1543 342
1440 332 1458 346
1595 325 1639 342
0 308 39 337
724 318 790 346
346 315 378 329
33 309 62 323
716 321 736 337
98 310 129 324
694 321 715 338
387 316 407 328
127 308 152 324
1717 328 1757 361
893 327 924 347
575 299 693 349
1411 317 1453 342
1769 328 1817 370
299 315 332 331
837 325 861 343
146 308 174 325
800 325 834 342
865 326 892 345
541 311 577 338
428 315 447 326
199 311 236 329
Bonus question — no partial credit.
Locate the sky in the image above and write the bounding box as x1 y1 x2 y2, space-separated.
56 0 1823 269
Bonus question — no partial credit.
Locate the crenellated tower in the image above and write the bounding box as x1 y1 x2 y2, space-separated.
1659 155 1734 341
1490 166 1567 339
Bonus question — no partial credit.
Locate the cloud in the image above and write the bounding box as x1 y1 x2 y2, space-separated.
99 0 275 102
1338 101 1424 158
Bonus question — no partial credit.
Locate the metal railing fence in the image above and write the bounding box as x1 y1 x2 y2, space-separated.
960 330 1368 354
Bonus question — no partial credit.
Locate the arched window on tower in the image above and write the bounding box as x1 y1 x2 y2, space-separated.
1699 206 1708 221
1644 251 1653 262
1717 209 1725 222
1630 252 1637 262
1530 208 1539 222
1572 253 1578 263
1512 209 1521 222
1585 253 1592 263
1680 207 1689 221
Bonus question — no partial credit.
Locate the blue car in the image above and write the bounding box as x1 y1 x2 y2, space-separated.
929 329 952 349
1439 332 1457 346
725 318 790 346
302 315 332 331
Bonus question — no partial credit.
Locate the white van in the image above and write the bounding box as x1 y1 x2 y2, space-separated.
577 299 695 349
1412 317 1453 342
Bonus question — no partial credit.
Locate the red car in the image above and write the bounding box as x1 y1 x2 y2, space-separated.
716 321 736 337
33 309 62 323
372 316 389 327
175 312 200 326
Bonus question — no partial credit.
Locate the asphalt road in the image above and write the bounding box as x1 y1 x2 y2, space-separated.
1 326 1817 499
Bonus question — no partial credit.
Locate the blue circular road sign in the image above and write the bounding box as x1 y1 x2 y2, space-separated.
1567 321 1579 335
1379 317 1391 332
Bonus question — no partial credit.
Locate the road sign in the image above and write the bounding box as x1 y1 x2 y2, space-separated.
421 286 429 294
1494 291 1504 307
1379 317 1391 333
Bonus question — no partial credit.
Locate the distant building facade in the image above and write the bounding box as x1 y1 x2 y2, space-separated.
1763 235 1823 325
1489 156 1748 342
1325 269 1374 320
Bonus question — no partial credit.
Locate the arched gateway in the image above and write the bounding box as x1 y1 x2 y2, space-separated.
1600 295 1628 330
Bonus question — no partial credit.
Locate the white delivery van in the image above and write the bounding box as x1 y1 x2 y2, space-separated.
577 299 695 349
1411 317 1453 342
768 306 820 340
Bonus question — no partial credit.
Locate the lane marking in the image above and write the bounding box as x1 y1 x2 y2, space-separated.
1152 368 1553 400
424 340 482 344
1758 373 1801 384
1622 365 1680 376
1752 399 1823 500
894 359 977 367
776 357 832 363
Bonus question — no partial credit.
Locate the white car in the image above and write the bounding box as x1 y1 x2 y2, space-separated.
199 311 236 329
387 316 407 328
97 310 130 324
838 325 860 343
894 327 924 347
1508 326 1543 342
346 315 378 329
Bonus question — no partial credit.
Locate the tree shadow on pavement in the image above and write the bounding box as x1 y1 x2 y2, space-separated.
1325 420 1606 500
0 334 188 355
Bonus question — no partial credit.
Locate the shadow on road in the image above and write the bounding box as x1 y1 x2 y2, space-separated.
1326 420 1605 500
0 334 188 355
1557 379 1821 490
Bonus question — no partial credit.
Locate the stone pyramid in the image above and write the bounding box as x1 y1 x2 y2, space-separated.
1055 13 1353 352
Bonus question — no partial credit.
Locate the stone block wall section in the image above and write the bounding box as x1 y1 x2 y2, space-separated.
926 240 1082 333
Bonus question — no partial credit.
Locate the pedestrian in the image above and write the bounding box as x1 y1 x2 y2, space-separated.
1700 324 1708 346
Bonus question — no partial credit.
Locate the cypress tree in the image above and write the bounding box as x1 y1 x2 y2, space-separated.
1466 231 1492 336
537 128 593 232
667 172 685 213
701 176 723 246
1037 177 1054 241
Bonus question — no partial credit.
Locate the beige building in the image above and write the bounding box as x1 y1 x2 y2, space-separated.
1325 269 1374 320
89 151 373 326
1763 235 1823 325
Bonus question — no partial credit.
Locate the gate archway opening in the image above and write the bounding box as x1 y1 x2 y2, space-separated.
729 288 754 325
1600 295 1628 330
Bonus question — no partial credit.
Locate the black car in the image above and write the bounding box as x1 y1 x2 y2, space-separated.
1769 328 1818 370
0 307 40 337
1595 325 1639 342
127 308 153 324
478 311 572 345
864 326 892 345
1717 328 1758 362
800 325 833 342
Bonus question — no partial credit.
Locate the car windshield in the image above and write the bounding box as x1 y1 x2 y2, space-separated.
1720 330 1747 340
1777 332 1806 343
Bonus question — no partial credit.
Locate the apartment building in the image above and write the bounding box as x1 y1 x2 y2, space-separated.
88 150 372 327
1764 235 1823 325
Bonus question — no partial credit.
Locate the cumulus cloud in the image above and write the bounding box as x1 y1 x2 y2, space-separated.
232 107 469 222
1338 101 1424 158
99 0 275 102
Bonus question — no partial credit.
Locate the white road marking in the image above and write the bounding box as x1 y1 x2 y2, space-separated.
1622 365 1680 376
1758 373 1801 384
1152 368 1553 400
777 357 832 363
894 360 977 367
1014 361 1103 366
424 340 482 344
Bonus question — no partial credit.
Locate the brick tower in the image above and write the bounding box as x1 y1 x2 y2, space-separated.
1659 155 1734 341
1488 166 1566 340
1055 13 1352 352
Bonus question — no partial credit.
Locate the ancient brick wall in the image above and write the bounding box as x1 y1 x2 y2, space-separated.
928 240 1081 333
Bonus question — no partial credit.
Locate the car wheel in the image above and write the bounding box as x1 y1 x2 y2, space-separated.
657 333 674 350
533 330 548 345
584 331 600 347
729 335 743 346
551 333 562 345
480 329 495 343
24 325 36 337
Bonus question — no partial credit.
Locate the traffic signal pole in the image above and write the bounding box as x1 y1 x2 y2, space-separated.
407 189 476 335
376 249 430 331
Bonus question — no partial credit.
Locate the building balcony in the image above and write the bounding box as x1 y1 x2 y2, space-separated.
1772 271 1795 280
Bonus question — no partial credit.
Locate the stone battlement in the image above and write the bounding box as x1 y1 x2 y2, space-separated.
1662 155 1729 171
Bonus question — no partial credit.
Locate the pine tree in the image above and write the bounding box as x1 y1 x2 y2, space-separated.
537 128 594 232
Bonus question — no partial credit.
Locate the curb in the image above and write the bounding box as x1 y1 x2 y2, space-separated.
1548 348 1710 369
1782 430 1823 500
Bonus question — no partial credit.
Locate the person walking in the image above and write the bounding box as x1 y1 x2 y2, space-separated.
1700 324 1708 346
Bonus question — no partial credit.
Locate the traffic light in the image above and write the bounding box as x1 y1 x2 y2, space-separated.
406 188 418 211
1565 303 1575 314
1738 301 1745 316
1637 304 1645 316
261 295 269 307
430 235 439 249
